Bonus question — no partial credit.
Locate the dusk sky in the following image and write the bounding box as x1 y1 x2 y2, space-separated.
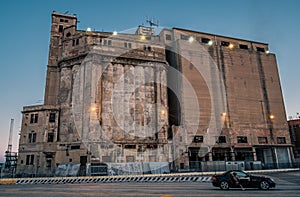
0 0 300 162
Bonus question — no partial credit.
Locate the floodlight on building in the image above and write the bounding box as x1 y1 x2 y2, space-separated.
266 50 270 54
140 35 146 41
188 36 194 43
160 109 166 115
229 43 234 49
113 31 118 36
86 27 92 32
208 40 213 46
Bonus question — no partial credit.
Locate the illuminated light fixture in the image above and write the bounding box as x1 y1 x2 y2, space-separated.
222 112 227 117
90 105 97 112
113 31 118 36
86 27 92 32
188 36 194 43
140 35 146 41
228 43 234 49
208 40 213 46
270 114 275 120
160 109 166 115
266 50 270 54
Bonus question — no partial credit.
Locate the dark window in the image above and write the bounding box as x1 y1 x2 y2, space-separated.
201 38 210 44
46 159 52 168
26 155 34 165
147 144 157 149
137 145 143 152
48 133 54 142
180 34 189 40
108 40 112 46
60 19 64 22
257 47 265 52
30 114 38 124
58 25 63 33
277 137 286 144
49 112 55 122
258 137 268 144
237 136 248 143
66 32 71 37
64 19 68 23
221 41 230 46
147 46 151 51
49 112 56 122
76 39 79 45
217 136 226 143
239 44 248 49
124 42 132 48
70 145 80 150
28 132 36 143
165 34 171 40
124 144 136 149
193 135 203 143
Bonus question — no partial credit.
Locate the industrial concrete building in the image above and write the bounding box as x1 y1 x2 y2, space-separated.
288 118 300 159
16 12 293 176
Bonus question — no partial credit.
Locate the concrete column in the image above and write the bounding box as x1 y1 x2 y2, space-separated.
252 147 257 161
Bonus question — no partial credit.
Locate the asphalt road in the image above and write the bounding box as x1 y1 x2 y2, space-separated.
0 171 299 197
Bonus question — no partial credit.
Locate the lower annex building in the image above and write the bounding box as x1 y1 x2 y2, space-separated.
16 12 293 176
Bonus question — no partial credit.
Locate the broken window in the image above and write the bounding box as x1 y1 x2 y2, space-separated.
258 137 268 144
71 145 80 150
28 132 36 143
193 135 203 143
277 137 286 144
26 155 34 165
124 144 136 149
217 136 226 143
221 41 230 46
58 25 63 33
256 47 265 52
237 136 248 143
30 113 38 124
47 133 54 142
165 34 171 40
124 42 132 48
49 112 56 123
201 37 210 44
180 34 189 40
239 44 249 49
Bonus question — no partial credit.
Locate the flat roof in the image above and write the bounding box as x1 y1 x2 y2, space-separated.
173 27 268 45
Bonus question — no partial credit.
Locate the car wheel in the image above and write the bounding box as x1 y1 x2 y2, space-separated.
259 180 270 190
220 181 229 190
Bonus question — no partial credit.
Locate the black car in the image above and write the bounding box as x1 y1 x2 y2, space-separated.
212 170 276 190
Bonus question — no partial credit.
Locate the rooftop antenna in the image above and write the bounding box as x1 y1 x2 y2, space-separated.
64 11 69 14
146 16 159 27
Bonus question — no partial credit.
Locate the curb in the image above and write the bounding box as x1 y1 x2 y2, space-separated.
0 168 298 185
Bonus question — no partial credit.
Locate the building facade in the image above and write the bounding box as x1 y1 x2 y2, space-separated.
288 118 300 159
16 12 293 176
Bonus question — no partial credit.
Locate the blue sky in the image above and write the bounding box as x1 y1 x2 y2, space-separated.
0 0 299 162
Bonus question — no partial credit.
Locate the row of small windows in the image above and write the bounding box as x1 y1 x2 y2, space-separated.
192 135 286 144
27 132 54 143
180 34 268 52
28 112 56 124
60 19 69 23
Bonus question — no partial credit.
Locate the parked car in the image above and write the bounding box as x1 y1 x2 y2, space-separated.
211 170 276 190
